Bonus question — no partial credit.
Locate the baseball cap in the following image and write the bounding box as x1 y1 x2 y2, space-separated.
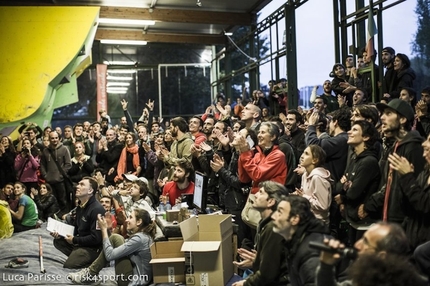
376 99 414 122
122 174 149 185
382 47 395 55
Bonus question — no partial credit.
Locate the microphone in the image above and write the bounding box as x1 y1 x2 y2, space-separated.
309 241 358 260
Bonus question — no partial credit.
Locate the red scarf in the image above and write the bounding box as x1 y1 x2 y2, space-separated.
115 144 140 182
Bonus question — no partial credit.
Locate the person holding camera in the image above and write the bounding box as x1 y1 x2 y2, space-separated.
14 138 41 194
315 222 421 286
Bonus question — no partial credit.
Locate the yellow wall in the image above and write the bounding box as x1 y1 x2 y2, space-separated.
0 6 99 124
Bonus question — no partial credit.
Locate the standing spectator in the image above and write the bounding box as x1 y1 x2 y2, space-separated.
283 109 306 158
335 120 381 244
160 117 194 169
386 53 416 100
331 63 356 107
0 136 17 189
381 47 396 98
88 121 105 167
310 80 339 113
188 116 206 146
14 138 41 194
96 128 122 186
306 108 350 182
241 103 261 130
252 90 269 110
237 122 287 195
388 134 430 250
295 145 332 223
362 99 425 225
233 97 244 119
68 141 94 184
114 132 142 183
211 127 255 248
40 131 72 215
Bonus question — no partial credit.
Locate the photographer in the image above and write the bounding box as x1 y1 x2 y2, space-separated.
14 138 41 194
315 222 412 286
15 126 44 153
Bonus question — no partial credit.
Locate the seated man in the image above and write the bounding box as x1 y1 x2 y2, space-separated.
315 222 418 286
51 177 105 269
159 160 195 207
271 195 330 286
233 181 289 286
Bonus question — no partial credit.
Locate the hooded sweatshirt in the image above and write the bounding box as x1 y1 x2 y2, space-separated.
301 167 332 222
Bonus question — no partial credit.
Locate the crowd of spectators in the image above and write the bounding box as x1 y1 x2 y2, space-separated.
1 46 430 285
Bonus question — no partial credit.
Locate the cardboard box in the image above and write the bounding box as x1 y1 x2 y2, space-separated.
150 240 185 283
180 215 233 286
166 209 180 222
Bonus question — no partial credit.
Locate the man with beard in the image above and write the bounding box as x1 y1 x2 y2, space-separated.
161 117 194 169
284 109 306 159
381 47 396 99
202 115 216 138
40 131 72 215
310 80 339 113
315 222 426 286
160 160 194 206
416 87 430 137
360 99 425 224
271 195 329 286
241 103 261 129
95 128 122 186
232 181 289 286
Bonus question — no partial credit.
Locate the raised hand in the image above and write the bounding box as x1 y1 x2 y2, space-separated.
388 153 414 175
121 99 128 111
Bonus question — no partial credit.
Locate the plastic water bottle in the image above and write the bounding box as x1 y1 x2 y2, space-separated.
159 202 165 212
165 200 172 211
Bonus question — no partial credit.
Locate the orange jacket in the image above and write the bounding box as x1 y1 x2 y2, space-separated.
238 145 287 194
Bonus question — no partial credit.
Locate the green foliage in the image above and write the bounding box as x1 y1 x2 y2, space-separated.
412 0 430 94
412 0 430 68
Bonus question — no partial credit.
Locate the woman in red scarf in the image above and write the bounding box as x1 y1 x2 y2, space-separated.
115 132 141 183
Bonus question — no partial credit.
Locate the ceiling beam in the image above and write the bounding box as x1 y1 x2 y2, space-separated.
99 6 252 26
95 29 225 45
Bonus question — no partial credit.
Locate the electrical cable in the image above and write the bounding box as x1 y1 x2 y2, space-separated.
226 35 257 62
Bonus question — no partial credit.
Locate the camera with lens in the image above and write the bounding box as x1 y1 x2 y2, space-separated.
22 148 30 155
309 241 357 260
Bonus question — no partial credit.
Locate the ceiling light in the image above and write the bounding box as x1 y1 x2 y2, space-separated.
107 82 130 87
107 86 128 90
196 0 202 7
107 90 128 94
99 18 155 26
224 31 233 36
103 60 137 66
107 70 137 74
100 40 147 46
106 75 133 80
